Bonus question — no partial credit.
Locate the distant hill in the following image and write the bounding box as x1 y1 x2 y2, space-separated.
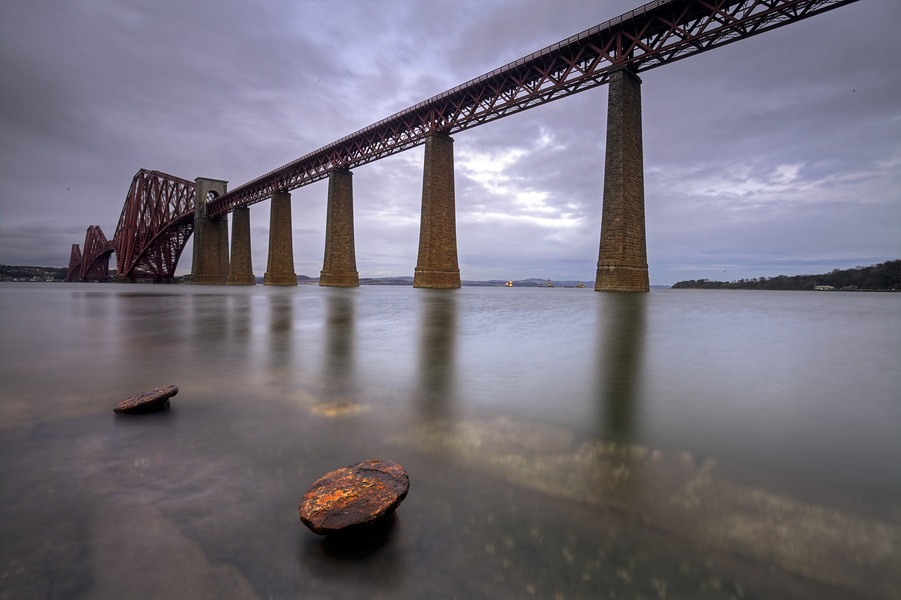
672 260 900 291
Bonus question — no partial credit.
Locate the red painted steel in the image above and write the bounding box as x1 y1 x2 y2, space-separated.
80 225 115 281
66 244 83 282
112 169 195 280
208 0 857 217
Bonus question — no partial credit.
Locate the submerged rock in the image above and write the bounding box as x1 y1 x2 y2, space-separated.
113 385 178 414
299 459 409 535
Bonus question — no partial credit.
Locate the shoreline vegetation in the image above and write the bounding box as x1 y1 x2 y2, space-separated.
671 260 900 291
2 260 899 290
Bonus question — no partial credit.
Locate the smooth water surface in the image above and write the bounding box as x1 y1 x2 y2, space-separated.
1 283 899 599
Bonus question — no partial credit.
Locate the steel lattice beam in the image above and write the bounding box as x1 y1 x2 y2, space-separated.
208 0 857 217
66 244 83 282
80 225 115 281
113 169 196 280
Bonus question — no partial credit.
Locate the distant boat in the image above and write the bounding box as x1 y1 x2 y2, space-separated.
575 282 585 288
505 281 513 287
543 279 554 287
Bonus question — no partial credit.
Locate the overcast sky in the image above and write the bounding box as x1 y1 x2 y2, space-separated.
1 0 898 285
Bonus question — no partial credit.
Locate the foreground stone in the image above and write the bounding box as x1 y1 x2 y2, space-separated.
299 459 409 535
113 385 178 414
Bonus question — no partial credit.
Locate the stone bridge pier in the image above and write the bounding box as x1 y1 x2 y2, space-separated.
595 67 649 293
190 70 647 291
414 132 461 289
191 177 229 285
227 206 255 285
264 191 298 286
320 168 359 287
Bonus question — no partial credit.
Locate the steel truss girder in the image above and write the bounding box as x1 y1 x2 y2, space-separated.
113 169 195 280
66 244 83 282
80 225 115 281
208 0 856 217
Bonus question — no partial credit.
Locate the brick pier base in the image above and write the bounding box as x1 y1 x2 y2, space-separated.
595 68 650 293
320 168 359 287
191 177 229 285
227 206 255 285
263 191 298 286
414 133 461 289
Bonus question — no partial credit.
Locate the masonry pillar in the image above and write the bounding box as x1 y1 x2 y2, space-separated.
595 67 649 293
217 213 230 278
227 206 255 285
263 191 297 286
191 177 229 285
413 132 461 289
320 168 359 287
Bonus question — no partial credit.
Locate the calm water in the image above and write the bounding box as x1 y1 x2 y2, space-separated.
1 283 898 599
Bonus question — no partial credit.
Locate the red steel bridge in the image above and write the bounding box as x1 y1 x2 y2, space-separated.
68 0 857 283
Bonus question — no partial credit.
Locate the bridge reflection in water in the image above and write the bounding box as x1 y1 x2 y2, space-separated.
2 284 896 598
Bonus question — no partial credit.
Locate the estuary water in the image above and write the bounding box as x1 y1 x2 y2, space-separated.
1 283 898 599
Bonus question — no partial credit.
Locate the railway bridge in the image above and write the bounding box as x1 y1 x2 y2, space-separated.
67 0 857 291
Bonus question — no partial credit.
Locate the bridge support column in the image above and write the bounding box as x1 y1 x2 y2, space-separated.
595 67 649 293
191 177 229 285
320 168 359 287
227 206 255 285
263 191 298 286
414 132 460 289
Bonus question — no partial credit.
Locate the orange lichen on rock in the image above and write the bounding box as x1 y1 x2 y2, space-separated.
299 459 409 535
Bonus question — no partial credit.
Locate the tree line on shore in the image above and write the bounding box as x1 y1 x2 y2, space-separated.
672 260 900 291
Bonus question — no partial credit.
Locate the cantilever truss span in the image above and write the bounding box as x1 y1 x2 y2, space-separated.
66 226 115 282
80 225 114 281
66 244 83 282
208 0 856 217
113 169 196 280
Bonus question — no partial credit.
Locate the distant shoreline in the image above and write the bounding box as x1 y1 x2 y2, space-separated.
4 260 899 290
670 260 899 292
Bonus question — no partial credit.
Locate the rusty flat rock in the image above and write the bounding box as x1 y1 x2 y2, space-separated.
299 459 410 535
113 385 178 414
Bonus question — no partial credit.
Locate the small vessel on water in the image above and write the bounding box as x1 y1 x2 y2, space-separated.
504 281 513 287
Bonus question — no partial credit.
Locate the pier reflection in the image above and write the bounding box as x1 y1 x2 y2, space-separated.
319 288 357 410
228 293 252 343
416 290 458 419
589 293 649 508
595 293 647 441
112 291 189 384
268 292 294 379
192 293 228 346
